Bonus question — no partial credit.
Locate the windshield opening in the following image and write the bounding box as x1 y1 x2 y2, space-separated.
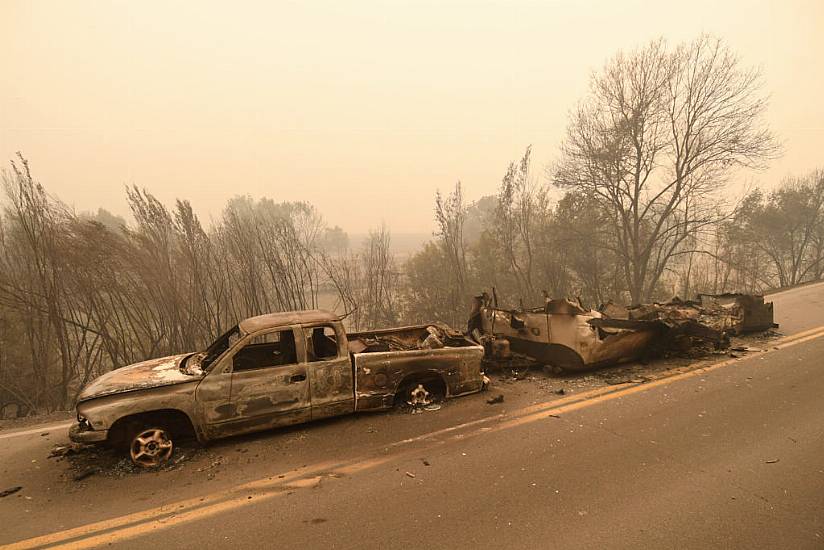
201 325 242 371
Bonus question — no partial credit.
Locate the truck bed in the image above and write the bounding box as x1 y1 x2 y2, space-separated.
347 324 485 410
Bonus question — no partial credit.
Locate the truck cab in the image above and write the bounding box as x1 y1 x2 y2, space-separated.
196 311 355 439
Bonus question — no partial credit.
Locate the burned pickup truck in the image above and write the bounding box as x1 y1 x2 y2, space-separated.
70 310 484 466
470 293 776 372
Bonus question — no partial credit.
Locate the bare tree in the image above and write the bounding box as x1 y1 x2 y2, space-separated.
402 241 458 325
317 224 400 330
0 155 78 410
434 181 469 308
741 171 824 287
494 146 546 302
319 249 366 330
555 36 778 303
362 225 398 328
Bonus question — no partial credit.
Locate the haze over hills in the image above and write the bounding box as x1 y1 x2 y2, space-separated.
348 232 431 258
3 1 822 233
80 206 433 261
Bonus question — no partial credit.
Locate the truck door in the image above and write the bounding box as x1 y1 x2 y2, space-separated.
303 324 354 419
222 325 311 435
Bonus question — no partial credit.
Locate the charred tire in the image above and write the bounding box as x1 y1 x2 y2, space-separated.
127 424 174 468
394 376 446 408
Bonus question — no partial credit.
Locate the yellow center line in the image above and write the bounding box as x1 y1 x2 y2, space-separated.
770 324 824 343
57 454 410 550
5 325 824 550
0 460 338 550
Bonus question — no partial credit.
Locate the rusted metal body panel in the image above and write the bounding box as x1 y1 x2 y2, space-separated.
353 346 485 410
480 307 657 371
347 324 484 408
697 293 776 333
204 363 312 439
74 381 200 439
77 353 202 402
198 322 313 440
238 310 339 334
71 311 485 448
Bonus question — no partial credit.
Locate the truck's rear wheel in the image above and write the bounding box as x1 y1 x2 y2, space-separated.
395 377 446 408
128 426 174 468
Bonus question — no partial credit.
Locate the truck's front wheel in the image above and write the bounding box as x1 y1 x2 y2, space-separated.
128 425 174 468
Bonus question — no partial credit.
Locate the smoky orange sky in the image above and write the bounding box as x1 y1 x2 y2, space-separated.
2 0 822 233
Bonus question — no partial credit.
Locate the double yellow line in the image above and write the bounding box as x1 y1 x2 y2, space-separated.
6 325 824 550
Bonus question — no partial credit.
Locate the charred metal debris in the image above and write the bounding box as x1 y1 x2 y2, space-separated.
468 291 777 373
348 323 470 353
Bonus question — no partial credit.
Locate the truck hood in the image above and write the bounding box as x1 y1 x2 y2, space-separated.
78 353 202 402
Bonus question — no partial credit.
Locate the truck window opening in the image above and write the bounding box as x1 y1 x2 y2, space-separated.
233 330 297 371
305 326 338 361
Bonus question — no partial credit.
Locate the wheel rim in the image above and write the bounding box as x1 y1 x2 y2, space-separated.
130 427 173 467
408 384 431 406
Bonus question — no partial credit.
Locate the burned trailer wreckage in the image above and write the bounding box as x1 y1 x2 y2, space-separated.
468 292 777 373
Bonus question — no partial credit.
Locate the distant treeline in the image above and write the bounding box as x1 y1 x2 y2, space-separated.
1 35 822 416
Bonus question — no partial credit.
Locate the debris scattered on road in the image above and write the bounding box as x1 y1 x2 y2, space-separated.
540 365 558 376
197 456 226 474
54 439 202 479
73 467 100 481
605 377 649 385
765 458 780 464
408 392 443 414
0 486 22 498
555 389 566 395
421 458 431 466
40 432 49 436
48 444 82 458
487 394 504 405
405 471 416 478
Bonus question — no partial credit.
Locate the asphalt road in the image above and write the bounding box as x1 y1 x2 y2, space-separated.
1 283 823 549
